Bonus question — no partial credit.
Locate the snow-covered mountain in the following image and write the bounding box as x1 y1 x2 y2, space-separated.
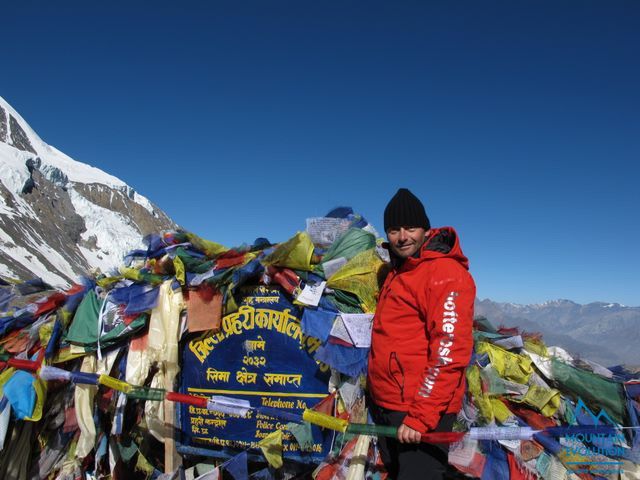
0 96 177 287
475 298 640 367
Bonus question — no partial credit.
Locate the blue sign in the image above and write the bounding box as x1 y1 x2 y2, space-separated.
179 285 333 463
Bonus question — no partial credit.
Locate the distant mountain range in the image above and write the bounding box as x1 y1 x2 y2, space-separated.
475 298 640 367
1 95 637 367
0 95 177 286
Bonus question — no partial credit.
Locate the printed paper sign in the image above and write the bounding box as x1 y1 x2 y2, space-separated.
340 314 374 348
295 281 326 307
306 217 351 246
328 316 353 345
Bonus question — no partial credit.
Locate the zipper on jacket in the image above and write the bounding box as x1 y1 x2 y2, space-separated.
388 352 405 403
377 270 398 308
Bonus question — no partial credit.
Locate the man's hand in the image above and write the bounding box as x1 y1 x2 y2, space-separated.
397 423 422 444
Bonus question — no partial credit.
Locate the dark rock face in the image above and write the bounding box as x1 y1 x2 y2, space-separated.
0 107 7 143
0 166 90 284
28 169 86 245
21 158 38 194
39 163 69 188
9 115 37 154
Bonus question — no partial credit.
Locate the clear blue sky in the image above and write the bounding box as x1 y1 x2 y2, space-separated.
3 1 639 306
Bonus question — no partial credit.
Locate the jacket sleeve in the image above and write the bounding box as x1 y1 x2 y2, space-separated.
403 260 475 432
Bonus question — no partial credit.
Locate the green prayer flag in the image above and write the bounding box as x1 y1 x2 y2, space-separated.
64 290 100 346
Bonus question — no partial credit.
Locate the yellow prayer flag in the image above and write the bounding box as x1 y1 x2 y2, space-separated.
120 267 142 281
523 339 548 357
476 342 533 384
263 232 314 271
0 367 15 391
523 385 561 417
135 450 155 475
96 276 124 289
302 409 348 432
185 233 228 258
326 249 384 313
489 398 513 424
24 378 47 422
258 429 283 469
173 256 186 286
98 374 132 393
466 366 483 397
53 345 88 364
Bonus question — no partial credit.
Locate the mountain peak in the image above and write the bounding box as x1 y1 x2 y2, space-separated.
475 297 640 366
0 96 177 286
538 299 579 307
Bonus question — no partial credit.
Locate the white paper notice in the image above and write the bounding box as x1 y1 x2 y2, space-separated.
296 281 326 307
340 313 374 348
306 217 351 245
329 316 354 345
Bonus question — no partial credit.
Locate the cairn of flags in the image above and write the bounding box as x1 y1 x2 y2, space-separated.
0 208 639 479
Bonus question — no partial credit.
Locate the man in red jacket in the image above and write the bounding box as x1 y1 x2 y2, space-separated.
367 188 475 480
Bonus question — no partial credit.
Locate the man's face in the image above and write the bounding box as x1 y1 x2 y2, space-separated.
387 227 428 259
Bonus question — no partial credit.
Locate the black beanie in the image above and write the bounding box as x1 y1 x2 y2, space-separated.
383 188 431 232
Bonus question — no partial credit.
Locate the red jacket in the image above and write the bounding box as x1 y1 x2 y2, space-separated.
367 226 475 432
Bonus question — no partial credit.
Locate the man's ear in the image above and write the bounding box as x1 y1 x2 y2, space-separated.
421 229 432 249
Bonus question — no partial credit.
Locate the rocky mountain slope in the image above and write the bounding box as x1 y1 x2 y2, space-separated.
475 298 640 367
0 96 177 287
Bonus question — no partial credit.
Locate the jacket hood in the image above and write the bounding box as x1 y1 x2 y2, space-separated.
384 226 469 271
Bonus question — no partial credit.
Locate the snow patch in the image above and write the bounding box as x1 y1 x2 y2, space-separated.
0 142 31 195
0 228 70 287
0 144 43 220
78 245 118 277
0 262 16 280
1 96 126 188
32 241 80 281
43 145 127 187
68 189 144 273
133 191 155 215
